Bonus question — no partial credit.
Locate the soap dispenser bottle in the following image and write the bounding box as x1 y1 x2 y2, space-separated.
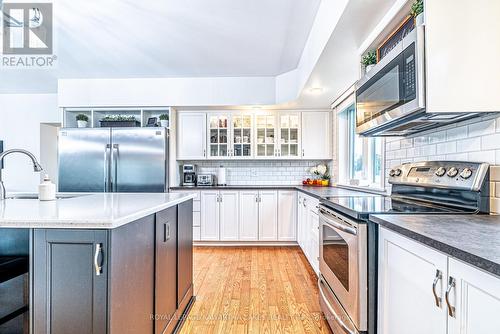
39 174 56 201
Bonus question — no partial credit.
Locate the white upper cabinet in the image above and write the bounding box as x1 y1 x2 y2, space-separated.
177 112 207 160
207 113 231 159
301 111 331 159
255 113 278 159
425 0 500 113
176 110 331 160
231 114 253 159
278 112 301 159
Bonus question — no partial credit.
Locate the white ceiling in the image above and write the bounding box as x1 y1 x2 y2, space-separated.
0 0 321 93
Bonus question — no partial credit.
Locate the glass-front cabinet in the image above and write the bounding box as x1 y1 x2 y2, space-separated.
208 114 230 158
278 113 301 158
232 114 253 158
255 114 277 158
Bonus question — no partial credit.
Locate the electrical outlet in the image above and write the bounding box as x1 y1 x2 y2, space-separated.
251 168 257 177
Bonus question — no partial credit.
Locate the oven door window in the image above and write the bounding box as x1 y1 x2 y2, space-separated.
322 224 350 291
356 53 405 128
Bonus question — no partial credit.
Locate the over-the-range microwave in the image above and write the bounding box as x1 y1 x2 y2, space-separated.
355 24 479 137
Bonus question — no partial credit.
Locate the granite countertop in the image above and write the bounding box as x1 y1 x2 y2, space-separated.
170 185 384 199
0 193 195 229
370 214 500 277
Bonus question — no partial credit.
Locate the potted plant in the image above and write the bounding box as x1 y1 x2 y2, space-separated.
361 50 377 73
99 115 140 128
411 0 424 26
307 164 331 187
159 113 169 128
76 114 89 128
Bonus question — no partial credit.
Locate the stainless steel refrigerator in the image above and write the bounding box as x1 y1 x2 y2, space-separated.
58 128 168 192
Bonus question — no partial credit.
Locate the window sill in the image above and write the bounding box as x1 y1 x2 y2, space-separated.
334 183 388 195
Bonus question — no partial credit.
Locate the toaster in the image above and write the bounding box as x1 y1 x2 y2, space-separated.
197 174 214 186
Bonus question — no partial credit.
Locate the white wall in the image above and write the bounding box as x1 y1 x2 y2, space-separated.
0 94 60 192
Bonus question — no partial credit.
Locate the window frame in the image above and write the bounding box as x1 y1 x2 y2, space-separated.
336 99 385 191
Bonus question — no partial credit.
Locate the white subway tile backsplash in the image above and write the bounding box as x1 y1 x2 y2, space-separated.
436 141 457 155
184 160 330 185
400 138 413 148
481 133 500 150
491 166 500 182
428 130 447 144
468 150 496 164
446 126 468 141
468 119 496 137
445 153 468 161
456 137 481 153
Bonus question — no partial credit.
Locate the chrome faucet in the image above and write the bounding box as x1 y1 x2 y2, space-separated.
0 149 43 200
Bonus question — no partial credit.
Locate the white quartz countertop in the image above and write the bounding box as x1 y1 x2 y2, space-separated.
0 192 196 229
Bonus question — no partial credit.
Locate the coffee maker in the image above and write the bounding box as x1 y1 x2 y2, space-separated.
182 164 197 187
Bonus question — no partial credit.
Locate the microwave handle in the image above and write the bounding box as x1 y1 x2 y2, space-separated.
319 208 357 235
318 277 358 334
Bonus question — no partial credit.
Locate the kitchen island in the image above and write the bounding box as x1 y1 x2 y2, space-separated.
0 192 195 334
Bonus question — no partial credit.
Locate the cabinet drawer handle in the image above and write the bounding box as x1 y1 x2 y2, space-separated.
445 276 456 317
164 223 171 242
432 269 443 308
94 243 103 276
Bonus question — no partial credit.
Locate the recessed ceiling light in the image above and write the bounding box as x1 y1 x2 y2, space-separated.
309 87 324 94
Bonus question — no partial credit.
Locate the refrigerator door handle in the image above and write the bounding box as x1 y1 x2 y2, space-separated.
112 144 119 192
104 144 111 192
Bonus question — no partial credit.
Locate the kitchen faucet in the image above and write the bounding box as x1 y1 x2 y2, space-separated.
0 149 43 200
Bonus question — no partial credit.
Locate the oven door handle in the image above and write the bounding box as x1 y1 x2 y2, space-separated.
318 277 358 334
319 208 357 235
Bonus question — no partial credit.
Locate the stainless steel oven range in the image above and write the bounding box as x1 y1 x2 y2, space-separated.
318 161 490 334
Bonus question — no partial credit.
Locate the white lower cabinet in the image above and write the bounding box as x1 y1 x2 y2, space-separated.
258 191 278 241
277 191 297 241
378 227 500 334
297 192 319 273
448 258 500 334
219 191 239 241
170 190 201 241
200 191 220 241
239 191 259 241
198 189 286 242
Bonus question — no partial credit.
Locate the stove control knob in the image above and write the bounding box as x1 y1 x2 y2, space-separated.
460 167 473 179
389 169 396 177
394 169 402 176
435 167 446 177
447 167 459 177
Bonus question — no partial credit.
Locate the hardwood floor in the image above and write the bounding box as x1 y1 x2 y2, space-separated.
179 246 332 334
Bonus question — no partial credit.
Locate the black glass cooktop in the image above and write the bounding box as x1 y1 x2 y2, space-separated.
321 195 467 220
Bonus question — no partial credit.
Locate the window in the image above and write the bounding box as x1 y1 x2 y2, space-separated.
338 103 384 189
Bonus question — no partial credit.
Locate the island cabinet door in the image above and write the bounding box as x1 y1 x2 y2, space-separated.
33 229 108 334
177 201 194 316
155 206 178 334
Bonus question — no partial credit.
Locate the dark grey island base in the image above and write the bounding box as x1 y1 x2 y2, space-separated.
1 199 194 334
370 214 500 277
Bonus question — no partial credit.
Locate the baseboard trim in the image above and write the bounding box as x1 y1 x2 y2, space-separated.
193 241 298 247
